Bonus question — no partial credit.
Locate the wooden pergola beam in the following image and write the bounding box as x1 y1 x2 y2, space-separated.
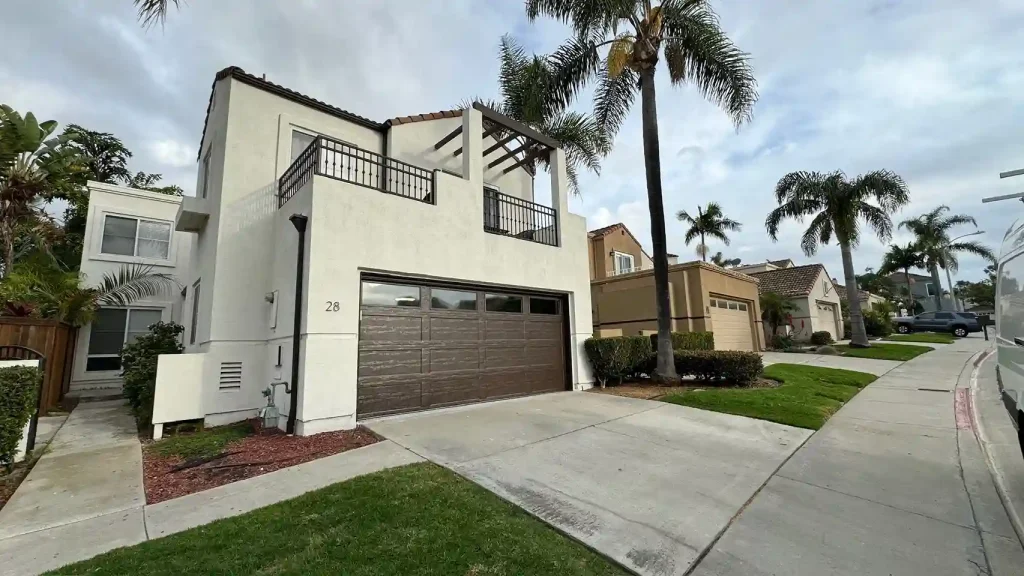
502 145 549 174
454 123 502 157
432 125 463 151
487 141 533 169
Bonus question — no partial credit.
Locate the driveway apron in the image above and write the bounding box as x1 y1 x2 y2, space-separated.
368 390 812 576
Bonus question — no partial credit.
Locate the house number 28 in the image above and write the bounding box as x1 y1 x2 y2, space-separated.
325 301 340 311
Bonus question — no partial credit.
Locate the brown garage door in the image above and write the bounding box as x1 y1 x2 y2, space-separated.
357 278 568 418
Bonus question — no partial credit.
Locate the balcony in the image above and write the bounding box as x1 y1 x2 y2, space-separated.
175 196 210 232
483 188 558 247
607 265 651 277
278 136 436 208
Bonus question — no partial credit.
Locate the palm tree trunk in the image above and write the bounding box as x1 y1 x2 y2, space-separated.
903 268 915 312
929 264 943 311
639 66 678 382
700 232 706 262
840 237 869 347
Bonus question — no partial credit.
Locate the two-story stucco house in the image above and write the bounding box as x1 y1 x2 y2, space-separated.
70 182 192 398
149 67 594 438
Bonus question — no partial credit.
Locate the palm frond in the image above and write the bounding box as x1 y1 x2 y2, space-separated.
676 209 695 224
799 211 832 256
135 0 180 28
858 203 894 244
547 28 606 112
944 240 995 271
95 265 177 307
661 0 758 127
593 64 638 137
851 169 909 213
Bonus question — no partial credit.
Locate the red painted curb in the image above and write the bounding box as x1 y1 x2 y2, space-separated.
955 388 973 430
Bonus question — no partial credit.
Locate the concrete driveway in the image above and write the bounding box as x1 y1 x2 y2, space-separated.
367 392 811 576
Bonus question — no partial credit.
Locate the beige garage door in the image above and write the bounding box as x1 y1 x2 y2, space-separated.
816 302 838 340
709 297 754 351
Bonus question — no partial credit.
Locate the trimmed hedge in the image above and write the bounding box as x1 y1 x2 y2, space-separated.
584 331 760 386
810 331 834 346
0 365 41 470
651 331 715 352
121 322 184 428
584 336 652 387
674 350 763 384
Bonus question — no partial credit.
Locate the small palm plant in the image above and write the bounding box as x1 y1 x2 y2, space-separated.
765 170 910 348
677 203 741 262
878 243 925 312
760 292 795 341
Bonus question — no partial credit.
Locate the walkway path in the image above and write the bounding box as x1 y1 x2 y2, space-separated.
0 400 421 575
761 350 901 376
694 336 1024 575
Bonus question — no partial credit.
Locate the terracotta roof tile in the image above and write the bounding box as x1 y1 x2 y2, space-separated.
748 264 825 297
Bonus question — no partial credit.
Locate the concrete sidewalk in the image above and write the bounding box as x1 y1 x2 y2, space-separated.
0 401 421 575
694 336 1024 575
761 351 901 376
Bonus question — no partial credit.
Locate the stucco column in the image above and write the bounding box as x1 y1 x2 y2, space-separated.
549 148 569 247
462 107 483 187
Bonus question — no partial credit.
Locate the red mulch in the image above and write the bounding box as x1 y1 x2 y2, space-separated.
142 423 380 504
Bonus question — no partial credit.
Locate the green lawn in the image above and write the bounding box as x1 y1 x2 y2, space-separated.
662 364 877 430
835 342 932 361
47 463 627 576
883 333 955 344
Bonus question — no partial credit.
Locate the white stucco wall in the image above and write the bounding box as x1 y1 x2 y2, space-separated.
785 268 843 341
71 183 191 390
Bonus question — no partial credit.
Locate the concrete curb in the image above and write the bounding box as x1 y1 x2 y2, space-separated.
969 350 1024 546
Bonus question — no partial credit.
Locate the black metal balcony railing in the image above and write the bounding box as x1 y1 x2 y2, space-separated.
278 136 436 208
483 188 557 247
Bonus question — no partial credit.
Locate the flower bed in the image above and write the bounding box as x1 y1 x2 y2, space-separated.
143 420 380 504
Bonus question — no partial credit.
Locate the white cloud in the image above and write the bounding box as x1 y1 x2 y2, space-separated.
148 139 194 168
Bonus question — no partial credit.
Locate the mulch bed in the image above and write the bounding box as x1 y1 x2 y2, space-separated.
142 422 380 504
0 462 33 512
590 377 780 401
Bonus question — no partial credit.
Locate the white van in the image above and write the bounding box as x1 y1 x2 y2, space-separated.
996 219 1024 458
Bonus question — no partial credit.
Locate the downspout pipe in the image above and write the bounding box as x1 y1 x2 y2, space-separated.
287 213 308 435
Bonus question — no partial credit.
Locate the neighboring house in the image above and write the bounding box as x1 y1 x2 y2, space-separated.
149 66 593 437
744 262 843 342
833 281 887 309
886 272 954 313
588 223 655 278
70 182 192 398
589 224 764 351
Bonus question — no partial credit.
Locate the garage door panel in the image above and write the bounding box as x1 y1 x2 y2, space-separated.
429 317 482 342
358 349 423 377
357 377 422 416
483 346 528 369
484 319 526 340
360 315 422 341
428 347 480 372
358 279 567 418
422 374 483 407
709 297 754 351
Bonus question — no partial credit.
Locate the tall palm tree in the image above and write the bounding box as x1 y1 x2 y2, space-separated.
473 36 612 195
899 206 994 311
0 106 82 277
677 202 741 262
878 242 925 312
527 0 757 381
765 170 910 348
135 0 179 27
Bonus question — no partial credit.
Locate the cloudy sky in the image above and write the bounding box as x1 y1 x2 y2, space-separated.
4 0 1023 284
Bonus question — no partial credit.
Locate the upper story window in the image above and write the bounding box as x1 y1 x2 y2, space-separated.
925 282 937 296
291 130 317 163
613 252 635 274
101 215 172 260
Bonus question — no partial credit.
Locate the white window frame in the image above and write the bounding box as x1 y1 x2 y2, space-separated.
85 307 165 372
189 280 201 345
925 282 937 297
290 129 318 163
613 251 635 275
200 146 212 199
99 213 173 262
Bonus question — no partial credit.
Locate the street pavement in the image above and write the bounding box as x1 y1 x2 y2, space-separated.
693 335 1024 576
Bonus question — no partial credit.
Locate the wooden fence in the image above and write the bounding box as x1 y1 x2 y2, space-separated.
0 318 76 412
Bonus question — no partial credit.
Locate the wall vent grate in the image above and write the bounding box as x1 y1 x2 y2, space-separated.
219 361 243 390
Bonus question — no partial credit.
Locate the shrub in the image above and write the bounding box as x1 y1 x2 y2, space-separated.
816 345 838 355
583 335 652 387
647 331 715 352
121 321 184 427
810 331 835 346
862 309 893 337
770 334 794 350
0 365 41 470
673 350 763 384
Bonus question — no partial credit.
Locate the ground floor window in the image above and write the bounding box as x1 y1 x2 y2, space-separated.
86 308 163 371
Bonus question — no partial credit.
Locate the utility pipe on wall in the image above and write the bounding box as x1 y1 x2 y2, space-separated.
287 213 308 435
